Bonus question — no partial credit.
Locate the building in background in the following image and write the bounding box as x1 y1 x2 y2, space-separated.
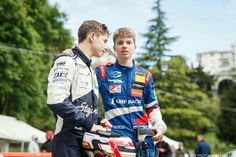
196 43 236 95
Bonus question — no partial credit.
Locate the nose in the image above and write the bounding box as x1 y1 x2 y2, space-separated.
122 43 127 48
104 44 108 52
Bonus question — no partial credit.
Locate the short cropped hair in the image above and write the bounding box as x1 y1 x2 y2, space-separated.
78 20 109 43
113 27 136 45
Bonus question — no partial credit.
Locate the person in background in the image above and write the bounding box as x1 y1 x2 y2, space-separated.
95 27 167 157
47 20 112 157
42 130 54 152
195 133 211 157
28 135 40 152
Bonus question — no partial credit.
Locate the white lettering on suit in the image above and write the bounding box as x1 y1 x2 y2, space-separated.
76 102 97 117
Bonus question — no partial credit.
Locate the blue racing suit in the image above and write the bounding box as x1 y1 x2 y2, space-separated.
96 61 167 157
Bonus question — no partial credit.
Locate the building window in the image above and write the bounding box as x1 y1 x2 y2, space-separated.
220 58 229 67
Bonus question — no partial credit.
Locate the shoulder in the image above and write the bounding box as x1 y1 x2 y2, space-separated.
134 66 154 85
53 53 78 67
96 63 114 81
96 62 114 72
135 66 153 80
135 66 152 74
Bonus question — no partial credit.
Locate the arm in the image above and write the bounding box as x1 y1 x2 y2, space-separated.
95 67 112 129
144 71 167 140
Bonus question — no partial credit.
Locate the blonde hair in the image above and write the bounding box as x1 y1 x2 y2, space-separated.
113 27 136 45
78 20 109 43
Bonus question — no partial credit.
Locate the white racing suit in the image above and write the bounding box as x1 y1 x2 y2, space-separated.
47 46 101 157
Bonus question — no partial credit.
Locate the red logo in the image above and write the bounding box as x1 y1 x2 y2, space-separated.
109 85 121 93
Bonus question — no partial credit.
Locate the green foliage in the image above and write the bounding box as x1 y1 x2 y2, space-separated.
188 66 215 97
154 57 215 147
137 0 178 72
217 82 236 144
136 0 216 148
25 0 73 52
0 47 53 128
0 0 73 130
0 0 73 52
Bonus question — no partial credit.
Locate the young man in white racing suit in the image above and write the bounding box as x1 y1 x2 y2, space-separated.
47 20 112 157
95 27 167 157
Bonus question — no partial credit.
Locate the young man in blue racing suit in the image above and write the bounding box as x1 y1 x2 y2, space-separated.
47 20 112 157
96 27 167 157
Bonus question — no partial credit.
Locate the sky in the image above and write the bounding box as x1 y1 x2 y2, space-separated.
49 0 236 66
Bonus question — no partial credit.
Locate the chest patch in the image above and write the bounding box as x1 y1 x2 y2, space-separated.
135 72 145 83
131 89 143 97
109 85 121 93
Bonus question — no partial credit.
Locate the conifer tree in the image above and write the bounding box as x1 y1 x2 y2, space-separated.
137 0 178 76
137 0 215 147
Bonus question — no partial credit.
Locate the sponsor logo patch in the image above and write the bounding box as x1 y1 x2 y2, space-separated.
53 67 69 72
110 71 122 78
52 78 67 83
135 72 145 83
108 79 123 83
113 125 126 129
131 89 143 97
56 61 66 66
53 71 68 78
111 98 141 105
131 83 144 89
109 85 121 93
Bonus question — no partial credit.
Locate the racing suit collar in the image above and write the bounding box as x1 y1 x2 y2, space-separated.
115 60 135 71
72 46 92 67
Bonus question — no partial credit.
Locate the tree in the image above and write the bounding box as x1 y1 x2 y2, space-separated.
155 56 215 147
136 0 215 147
0 0 72 52
26 0 73 52
0 0 73 129
217 82 236 144
187 65 215 97
0 47 53 127
137 0 178 76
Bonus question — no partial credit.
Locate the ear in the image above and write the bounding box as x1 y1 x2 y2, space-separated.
89 32 96 42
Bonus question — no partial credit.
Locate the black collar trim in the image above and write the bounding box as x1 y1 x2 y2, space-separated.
72 46 92 67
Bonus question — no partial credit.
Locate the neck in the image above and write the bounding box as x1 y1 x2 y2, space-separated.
78 42 92 58
118 59 133 67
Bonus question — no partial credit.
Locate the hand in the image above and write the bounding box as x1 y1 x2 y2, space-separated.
100 119 112 130
90 124 107 132
152 128 163 141
159 148 166 153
